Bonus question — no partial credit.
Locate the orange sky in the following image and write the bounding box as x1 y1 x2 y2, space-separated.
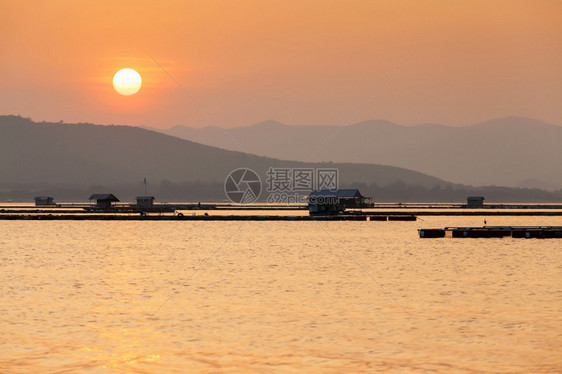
1 0 561 128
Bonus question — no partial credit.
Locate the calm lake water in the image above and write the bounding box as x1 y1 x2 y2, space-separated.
1 215 561 373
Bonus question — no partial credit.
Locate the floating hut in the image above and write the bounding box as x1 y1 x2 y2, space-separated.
34 196 55 206
136 196 155 209
89 194 119 209
308 189 370 214
467 196 485 208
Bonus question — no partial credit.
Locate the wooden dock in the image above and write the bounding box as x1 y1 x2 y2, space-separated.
419 226 562 239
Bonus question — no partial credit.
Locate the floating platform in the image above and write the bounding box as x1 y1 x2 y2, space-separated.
0 214 416 221
419 226 562 239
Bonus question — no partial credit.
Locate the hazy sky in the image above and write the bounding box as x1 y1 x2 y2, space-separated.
2 0 561 128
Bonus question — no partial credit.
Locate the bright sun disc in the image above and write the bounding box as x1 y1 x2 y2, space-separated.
113 68 142 95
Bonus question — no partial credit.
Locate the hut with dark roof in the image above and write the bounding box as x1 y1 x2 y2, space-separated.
308 189 369 214
89 194 119 209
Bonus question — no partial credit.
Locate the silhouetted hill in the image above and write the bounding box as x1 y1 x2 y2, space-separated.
156 117 562 190
1 115 451 201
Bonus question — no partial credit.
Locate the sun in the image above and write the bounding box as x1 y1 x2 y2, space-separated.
113 68 142 96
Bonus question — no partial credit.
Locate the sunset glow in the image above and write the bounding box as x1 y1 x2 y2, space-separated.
2 1 561 128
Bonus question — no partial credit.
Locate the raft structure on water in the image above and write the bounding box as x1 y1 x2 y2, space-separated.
419 226 562 239
0 212 415 221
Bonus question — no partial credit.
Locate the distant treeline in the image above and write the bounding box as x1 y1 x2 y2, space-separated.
347 182 562 203
2 181 561 203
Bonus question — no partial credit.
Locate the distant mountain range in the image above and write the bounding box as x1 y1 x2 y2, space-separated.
0 115 448 201
2 115 560 202
152 117 562 190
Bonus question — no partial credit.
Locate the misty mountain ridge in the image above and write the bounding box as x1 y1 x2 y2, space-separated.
1 115 457 201
153 117 562 190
